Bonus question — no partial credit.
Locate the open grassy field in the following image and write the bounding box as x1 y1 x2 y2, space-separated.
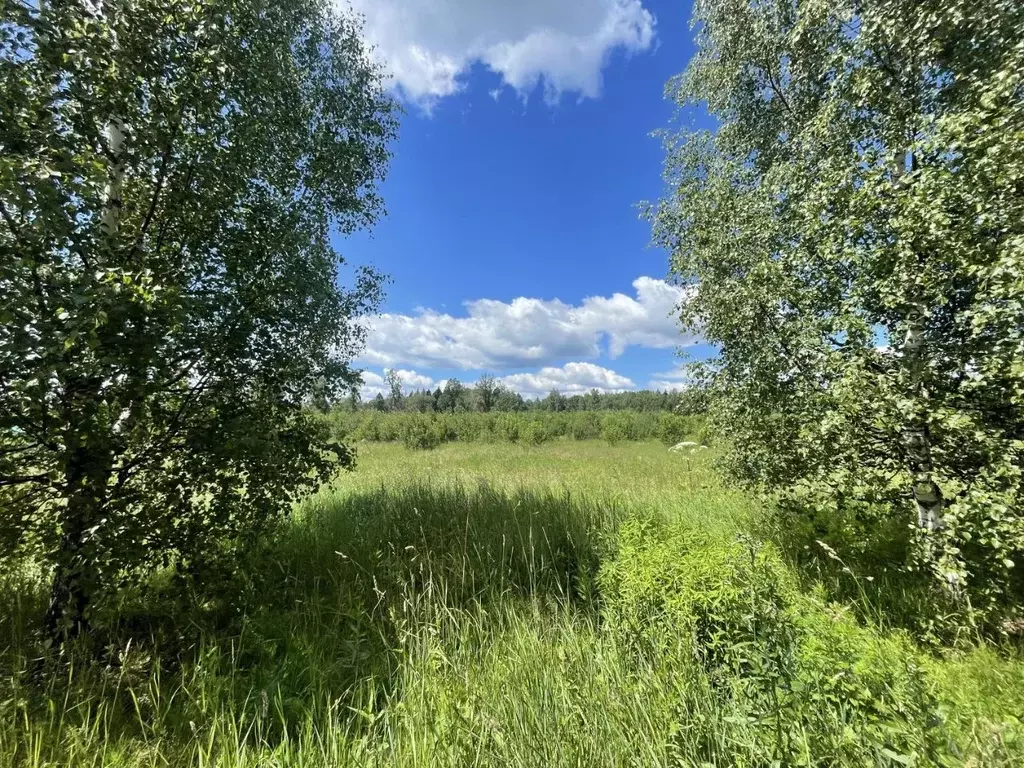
3 441 1024 766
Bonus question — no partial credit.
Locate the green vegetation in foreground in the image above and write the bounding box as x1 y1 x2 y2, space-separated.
652 0 1024 615
3 441 1023 766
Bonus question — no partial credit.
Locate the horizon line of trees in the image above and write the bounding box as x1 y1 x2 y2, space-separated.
325 409 708 449
341 371 706 415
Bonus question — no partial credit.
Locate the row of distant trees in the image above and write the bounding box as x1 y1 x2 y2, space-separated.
342 371 705 415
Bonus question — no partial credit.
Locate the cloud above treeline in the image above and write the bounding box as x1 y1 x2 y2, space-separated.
348 0 656 106
646 364 695 393
358 362 639 401
359 369 436 399
357 277 694 372
498 362 634 398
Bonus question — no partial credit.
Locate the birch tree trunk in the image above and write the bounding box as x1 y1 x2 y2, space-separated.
100 115 125 238
901 306 945 533
43 0 125 643
43 375 112 640
895 145 945 537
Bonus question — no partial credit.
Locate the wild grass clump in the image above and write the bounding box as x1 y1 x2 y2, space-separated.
287 480 622 611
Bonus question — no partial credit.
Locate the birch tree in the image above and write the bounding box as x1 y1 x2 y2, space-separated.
385 368 403 412
652 0 1024 612
0 0 396 640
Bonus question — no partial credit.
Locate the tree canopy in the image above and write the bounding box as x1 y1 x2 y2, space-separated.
0 0 397 638
652 0 1024 610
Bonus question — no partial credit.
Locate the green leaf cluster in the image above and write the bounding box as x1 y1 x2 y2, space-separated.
0 0 396 636
652 0 1024 619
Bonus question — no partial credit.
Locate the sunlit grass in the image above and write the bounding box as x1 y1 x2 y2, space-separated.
1 441 1022 766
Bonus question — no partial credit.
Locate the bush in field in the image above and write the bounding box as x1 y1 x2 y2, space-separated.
655 412 693 446
569 411 602 441
400 415 443 450
520 419 551 446
322 409 355 442
494 414 522 443
600 518 799 672
351 413 384 442
450 412 485 442
601 413 633 445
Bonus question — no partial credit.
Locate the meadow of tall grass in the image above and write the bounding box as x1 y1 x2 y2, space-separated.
2 441 1023 766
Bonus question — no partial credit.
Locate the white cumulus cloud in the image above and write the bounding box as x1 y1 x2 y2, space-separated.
358 276 696 371
499 362 634 398
646 379 689 392
647 364 694 392
349 0 656 105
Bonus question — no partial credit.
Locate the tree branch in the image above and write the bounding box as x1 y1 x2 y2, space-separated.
0 199 25 245
762 58 796 120
0 473 53 488
134 113 181 255
109 371 213 491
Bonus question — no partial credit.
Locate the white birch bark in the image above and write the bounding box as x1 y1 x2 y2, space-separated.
895 148 945 535
92 0 125 242
100 117 125 238
901 307 945 533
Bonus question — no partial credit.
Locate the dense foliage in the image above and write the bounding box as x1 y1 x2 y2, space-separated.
323 409 707 449
601 518 941 762
652 0 1024 618
0 0 396 638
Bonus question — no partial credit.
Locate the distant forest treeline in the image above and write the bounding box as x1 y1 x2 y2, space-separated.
345 372 707 415
324 410 708 449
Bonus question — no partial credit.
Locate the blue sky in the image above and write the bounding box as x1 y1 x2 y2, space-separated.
334 0 711 399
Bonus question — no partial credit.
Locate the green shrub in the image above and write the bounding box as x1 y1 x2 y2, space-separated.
494 413 521 443
448 412 483 442
569 411 602 440
655 412 692 445
695 418 714 447
520 419 551 446
599 518 798 671
351 412 382 442
400 415 443 450
601 413 632 445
